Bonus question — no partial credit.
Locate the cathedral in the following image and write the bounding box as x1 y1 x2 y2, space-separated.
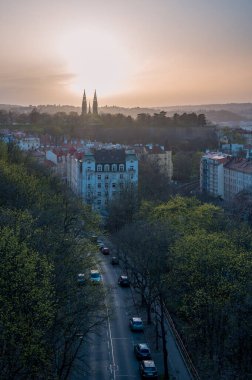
81 90 98 116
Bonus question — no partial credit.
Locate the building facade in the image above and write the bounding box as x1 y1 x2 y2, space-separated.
224 158 252 201
200 152 229 198
145 144 173 180
67 148 138 212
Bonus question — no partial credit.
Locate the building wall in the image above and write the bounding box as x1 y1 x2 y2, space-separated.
147 150 173 180
67 149 138 213
18 137 40 151
224 168 252 201
200 154 225 198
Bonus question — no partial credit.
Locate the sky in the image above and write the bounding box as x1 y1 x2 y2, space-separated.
0 0 252 107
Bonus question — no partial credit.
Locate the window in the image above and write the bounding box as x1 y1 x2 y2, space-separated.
97 165 102 172
105 183 109 189
104 164 110 171
120 174 124 179
97 183 101 188
112 164 117 172
87 166 91 171
97 199 101 205
97 174 101 180
88 184 91 189
112 183 116 188
87 175 91 180
97 192 101 196
120 183 124 189
105 175 109 180
131 174 134 179
119 164 124 171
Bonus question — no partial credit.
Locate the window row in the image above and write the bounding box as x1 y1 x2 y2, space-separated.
97 164 125 172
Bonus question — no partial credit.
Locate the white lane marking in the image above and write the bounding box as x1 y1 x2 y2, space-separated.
106 302 116 380
112 337 130 340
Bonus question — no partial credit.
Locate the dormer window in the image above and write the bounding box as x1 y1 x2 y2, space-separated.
104 164 110 172
119 164 124 171
112 164 117 172
97 164 102 172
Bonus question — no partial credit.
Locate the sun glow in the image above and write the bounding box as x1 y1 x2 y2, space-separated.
57 27 134 100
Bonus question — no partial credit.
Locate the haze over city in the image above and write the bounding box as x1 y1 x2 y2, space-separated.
1 0 252 107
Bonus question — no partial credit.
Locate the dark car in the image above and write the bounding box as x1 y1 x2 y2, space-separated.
139 360 158 379
111 256 119 265
118 275 130 287
129 317 144 332
134 343 151 360
77 273 85 286
101 247 110 255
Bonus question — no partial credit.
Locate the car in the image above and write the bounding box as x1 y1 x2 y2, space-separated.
90 270 102 283
134 343 152 360
139 360 158 379
101 247 110 255
111 256 119 265
77 273 85 286
118 275 130 287
129 317 144 332
99 244 105 252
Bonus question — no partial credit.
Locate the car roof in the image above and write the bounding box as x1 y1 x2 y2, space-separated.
91 270 100 274
138 343 149 349
120 275 128 279
78 273 85 277
143 360 155 367
132 317 142 322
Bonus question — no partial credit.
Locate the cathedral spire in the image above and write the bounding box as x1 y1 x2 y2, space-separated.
81 89 87 116
92 90 98 115
88 101 91 114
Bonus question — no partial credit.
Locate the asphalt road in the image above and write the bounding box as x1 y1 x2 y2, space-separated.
71 252 143 379
71 248 194 380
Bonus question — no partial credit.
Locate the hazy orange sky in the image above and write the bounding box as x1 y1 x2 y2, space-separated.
0 0 252 107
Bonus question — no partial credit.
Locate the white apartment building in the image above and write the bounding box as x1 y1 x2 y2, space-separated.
224 158 252 201
200 152 229 198
67 148 138 212
17 137 40 151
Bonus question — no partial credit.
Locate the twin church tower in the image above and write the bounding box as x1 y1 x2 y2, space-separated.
81 90 98 116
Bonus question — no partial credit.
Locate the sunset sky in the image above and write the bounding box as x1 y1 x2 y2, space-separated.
0 0 252 107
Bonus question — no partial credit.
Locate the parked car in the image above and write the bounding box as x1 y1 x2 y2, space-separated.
134 343 152 360
139 360 158 379
101 247 110 255
99 244 104 252
111 256 119 265
90 270 102 283
77 273 85 286
118 275 130 287
129 317 144 332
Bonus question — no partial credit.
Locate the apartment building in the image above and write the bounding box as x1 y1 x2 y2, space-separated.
224 158 252 201
200 152 229 198
67 148 138 212
145 144 173 180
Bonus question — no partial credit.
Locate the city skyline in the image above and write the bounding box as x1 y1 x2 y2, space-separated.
0 0 252 107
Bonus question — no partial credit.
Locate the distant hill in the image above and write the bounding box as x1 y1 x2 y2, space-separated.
1 102 252 123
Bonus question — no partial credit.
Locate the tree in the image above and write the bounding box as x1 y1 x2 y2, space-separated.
0 227 55 379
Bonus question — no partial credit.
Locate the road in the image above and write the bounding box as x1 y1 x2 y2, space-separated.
71 249 195 380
